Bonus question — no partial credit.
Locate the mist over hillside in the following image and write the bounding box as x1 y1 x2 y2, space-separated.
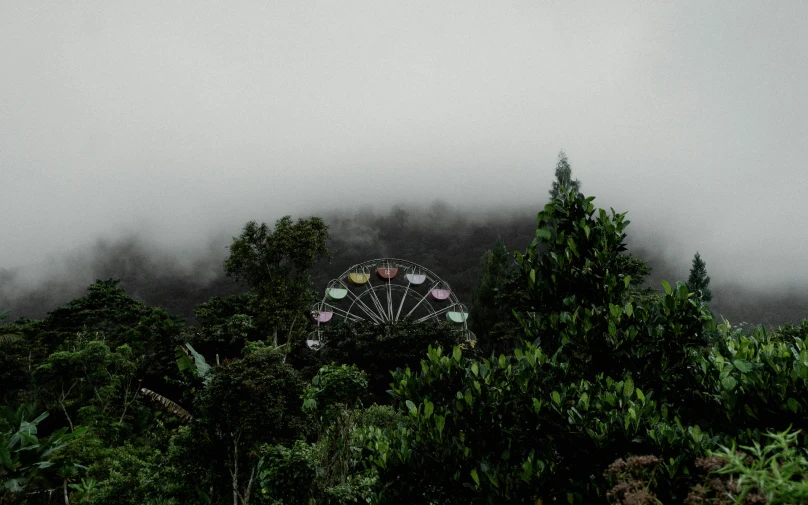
2 204 806 326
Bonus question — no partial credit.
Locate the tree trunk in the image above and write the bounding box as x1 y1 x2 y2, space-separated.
59 384 76 432
60 401 74 432
241 466 255 505
231 433 239 505
63 479 70 505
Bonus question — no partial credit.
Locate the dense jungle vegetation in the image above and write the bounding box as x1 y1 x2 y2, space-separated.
3 155 808 504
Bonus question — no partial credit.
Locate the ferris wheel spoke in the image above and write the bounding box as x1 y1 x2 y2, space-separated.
404 281 442 319
342 288 385 323
394 280 412 321
350 297 385 324
334 279 385 324
414 304 453 323
386 280 394 321
329 305 366 323
365 282 389 322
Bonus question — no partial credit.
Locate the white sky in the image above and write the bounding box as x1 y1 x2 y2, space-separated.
1 1 807 288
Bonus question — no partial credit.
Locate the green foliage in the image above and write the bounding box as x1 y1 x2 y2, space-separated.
175 343 213 385
257 441 317 505
302 364 368 418
30 279 186 386
189 347 309 504
365 342 709 503
198 347 307 447
84 444 180 505
361 190 718 503
258 373 390 505
300 320 462 404
8 191 808 504
224 217 330 341
469 238 522 355
709 428 808 504
191 297 263 361
0 408 87 499
687 252 713 303
34 338 139 436
0 310 23 346
703 320 808 437
515 190 711 391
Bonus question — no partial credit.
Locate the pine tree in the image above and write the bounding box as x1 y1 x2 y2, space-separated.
549 151 581 201
686 252 712 302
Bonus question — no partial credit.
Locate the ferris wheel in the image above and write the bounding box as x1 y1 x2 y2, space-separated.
308 258 473 347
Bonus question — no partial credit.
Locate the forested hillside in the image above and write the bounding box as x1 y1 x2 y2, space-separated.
2 204 806 327
3 160 808 504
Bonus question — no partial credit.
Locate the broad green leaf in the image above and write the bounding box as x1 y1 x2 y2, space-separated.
661 280 672 295
406 400 417 416
453 347 462 362
536 228 551 241
424 400 434 419
788 398 800 413
471 362 479 377
4 478 24 493
470 468 480 487
721 376 737 391
623 377 634 398
689 425 702 443
435 415 445 435
552 391 561 406
732 359 753 373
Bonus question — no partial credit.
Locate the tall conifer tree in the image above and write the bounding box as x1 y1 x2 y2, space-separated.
686 252 712 302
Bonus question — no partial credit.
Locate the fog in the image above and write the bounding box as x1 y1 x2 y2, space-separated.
2 2 807 317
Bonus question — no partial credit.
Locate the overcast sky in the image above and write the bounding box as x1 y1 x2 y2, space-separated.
1 1 807 289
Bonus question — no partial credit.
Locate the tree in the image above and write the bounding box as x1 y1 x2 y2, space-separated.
468 239 522 355
223 217 330 348
548 151 581 201
191 347 309 505
686 252 712 303
34 338 139 434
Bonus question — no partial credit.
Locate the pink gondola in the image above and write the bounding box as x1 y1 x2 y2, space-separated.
311 311 333 323
429 289 451 301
